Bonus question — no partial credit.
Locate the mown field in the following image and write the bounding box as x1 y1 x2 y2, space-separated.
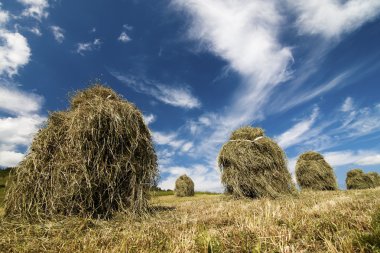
0 185 379 252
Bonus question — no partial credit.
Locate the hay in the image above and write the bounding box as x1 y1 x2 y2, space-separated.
218 126 295 198
295 151 338 191
346 169 375 190
4 84 158 219
175 174 194 197
368 172 380 187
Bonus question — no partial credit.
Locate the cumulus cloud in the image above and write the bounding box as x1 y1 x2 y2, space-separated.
0 9 9 25
0 85 46 167
76 38 102 55
289 0 380 39
118 31 131 43
0 150 25 167
110 71 201 109
0 30 31 76
50 25 64 43
0 84 43 115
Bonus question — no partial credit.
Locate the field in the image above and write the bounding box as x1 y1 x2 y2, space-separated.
0 186 379 252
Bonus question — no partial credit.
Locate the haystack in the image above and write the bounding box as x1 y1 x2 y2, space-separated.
4 84 158 219
346 169 375 190
295 151 338 191
218 126 295 198
368 172 380 187
175 174 194 197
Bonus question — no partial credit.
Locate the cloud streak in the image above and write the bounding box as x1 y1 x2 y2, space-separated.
110 71 201 109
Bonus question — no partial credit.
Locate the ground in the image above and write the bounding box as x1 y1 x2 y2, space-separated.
0 188 379 252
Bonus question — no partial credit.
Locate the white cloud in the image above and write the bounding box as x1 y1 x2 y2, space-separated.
276 107 319 149
0 29 31 76
0 84 43 115
153 131 185 148
289 0 380 39
76 38 102 55
0 150 25 167
159 164 222 192
110 72 201 109
143 113 156 125
0 115 44 149
325 150 380 167
18 0 49 20
341 97 354 112
0 9 9 25
123 24 133 31
29 27 42 36
50 25 64 43
118 31 131 43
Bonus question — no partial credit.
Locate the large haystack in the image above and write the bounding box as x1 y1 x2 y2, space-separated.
295 151 338 191
4 84 158 219
175 174 195 197
346 169 375 190
218 126 295 198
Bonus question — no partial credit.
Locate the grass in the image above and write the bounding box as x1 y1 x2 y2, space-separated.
0 187 379 252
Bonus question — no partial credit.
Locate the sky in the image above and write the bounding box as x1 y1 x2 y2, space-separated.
1 0 380 192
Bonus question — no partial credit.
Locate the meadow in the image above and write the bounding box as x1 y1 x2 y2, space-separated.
0 183 379 252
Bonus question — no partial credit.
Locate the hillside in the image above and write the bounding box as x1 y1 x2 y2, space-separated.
0 187 379 252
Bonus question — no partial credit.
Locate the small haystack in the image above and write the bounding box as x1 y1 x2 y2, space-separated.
5 84 158 219
346 169 375 190
218 126 295 198
175 174 195 197
295 151 338 191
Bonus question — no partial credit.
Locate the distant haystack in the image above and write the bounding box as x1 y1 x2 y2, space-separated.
5 84 158 219
346 169 375 190
368 172 380 187
218 126 295 198
295 151 338 191
175 175 195 197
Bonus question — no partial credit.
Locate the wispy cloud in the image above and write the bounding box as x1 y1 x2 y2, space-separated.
110 71 201 109
143 113 156 125
50 25 64 43
289 0 380 39
17 0 49 20
276 107 319 149
76 39 102 55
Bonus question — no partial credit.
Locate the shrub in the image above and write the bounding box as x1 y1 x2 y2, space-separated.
368 172 380 187
295 151 338 191
175 174 195 197
218 126 295 198
4 84 158 219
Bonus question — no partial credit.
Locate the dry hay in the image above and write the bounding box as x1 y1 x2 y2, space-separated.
4 84 158 219
175 174 195 197
295 151 338 191
368 172 380 187
218 126 295 198
346 169 376 190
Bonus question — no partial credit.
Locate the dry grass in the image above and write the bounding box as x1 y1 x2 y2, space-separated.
0 188 379 252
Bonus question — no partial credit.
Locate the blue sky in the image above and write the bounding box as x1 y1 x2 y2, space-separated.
1 0 380 191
